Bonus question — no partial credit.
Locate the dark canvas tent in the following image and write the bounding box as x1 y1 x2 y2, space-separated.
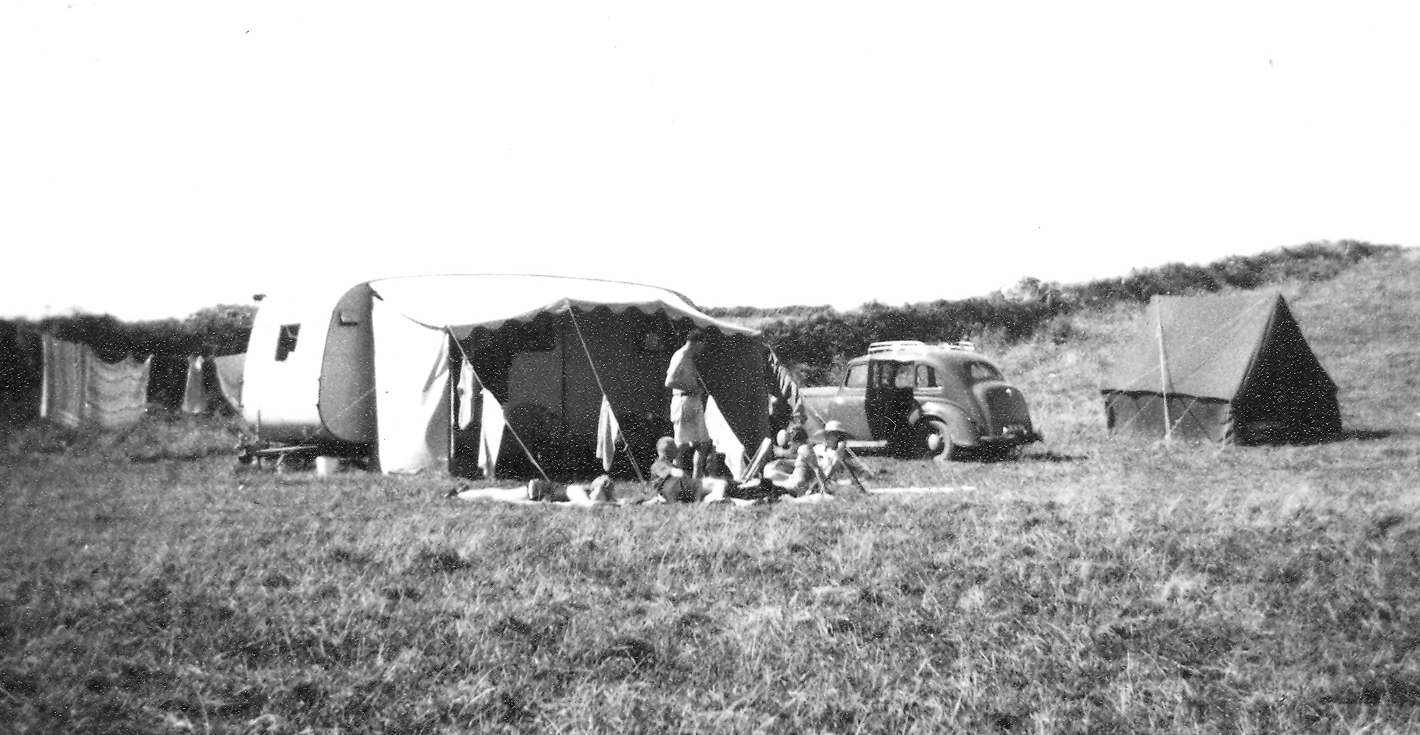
1101 291 1341 444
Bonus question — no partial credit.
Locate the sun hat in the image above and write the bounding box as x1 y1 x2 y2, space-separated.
810 420 853 442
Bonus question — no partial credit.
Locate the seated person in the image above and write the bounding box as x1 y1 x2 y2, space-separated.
451 474 617 507
761 425 809 483
770 420 872 496
651 436 729 503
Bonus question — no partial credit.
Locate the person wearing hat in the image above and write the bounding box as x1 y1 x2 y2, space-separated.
665 328 715 479
814 419 874 484
765 419 871 495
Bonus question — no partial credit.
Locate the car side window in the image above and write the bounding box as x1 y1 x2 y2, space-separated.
845 364 868 388
966 362 1002 382
915 364 937 388
871 361 905 388
894 363 917 388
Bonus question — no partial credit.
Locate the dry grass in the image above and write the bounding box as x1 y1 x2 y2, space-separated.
4 250 1420 733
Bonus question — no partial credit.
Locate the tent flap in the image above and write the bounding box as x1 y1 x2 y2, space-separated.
373 299 452 474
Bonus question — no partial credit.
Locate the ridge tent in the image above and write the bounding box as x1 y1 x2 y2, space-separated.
241 274 772 476
1100 291 1341 444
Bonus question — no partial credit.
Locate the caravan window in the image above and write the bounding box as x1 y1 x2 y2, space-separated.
275 324 300 361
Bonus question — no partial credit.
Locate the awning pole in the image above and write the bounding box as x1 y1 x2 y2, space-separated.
567 310 644 481
445 329 551 483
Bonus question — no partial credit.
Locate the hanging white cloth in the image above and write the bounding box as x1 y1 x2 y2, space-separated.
212 354 245 412
181 355 207 414
478 388 506 478
594 394 621 473
705 394 746 481
456 356 477 430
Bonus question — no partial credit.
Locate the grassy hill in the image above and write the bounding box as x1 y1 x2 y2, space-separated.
3 249 1420 733
989 247 1420 447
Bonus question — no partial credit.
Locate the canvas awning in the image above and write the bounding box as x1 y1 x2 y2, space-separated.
366 274 768 476
368 274 756 337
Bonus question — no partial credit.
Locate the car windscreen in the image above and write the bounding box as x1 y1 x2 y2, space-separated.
845 363 868 388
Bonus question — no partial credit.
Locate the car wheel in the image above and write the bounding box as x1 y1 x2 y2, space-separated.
916 419 959 460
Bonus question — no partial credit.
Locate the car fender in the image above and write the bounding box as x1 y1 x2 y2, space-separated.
914 402 978 448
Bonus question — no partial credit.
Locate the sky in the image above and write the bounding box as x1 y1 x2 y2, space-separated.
3 1 1417 321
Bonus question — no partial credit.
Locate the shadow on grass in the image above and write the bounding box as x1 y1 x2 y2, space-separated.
1338 428 1401 442
1014 449 1087 463
1237 428 1404 447
128 447 234 463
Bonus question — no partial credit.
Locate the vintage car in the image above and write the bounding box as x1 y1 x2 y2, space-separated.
799 340 1042 459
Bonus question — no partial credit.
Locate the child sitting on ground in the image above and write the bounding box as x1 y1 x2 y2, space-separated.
651 436 730 503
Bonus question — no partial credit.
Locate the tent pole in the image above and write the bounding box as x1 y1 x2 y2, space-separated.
1156 300 1172 442
567 309 644 481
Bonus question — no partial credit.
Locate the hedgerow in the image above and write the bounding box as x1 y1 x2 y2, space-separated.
730 240 1397 383
0 305 255 419
0 240 1400 400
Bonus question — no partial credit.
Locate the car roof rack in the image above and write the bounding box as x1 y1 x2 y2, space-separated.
867 340 977 355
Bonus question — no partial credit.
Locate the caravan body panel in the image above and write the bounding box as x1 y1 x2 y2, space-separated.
242 282 376 445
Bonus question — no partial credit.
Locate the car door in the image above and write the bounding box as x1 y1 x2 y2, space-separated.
866 359 915 440
822 361 872 440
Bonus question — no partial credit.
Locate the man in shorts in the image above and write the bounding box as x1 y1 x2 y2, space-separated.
665 329 714 478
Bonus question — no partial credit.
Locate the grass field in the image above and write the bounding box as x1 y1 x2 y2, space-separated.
3 252 1420 733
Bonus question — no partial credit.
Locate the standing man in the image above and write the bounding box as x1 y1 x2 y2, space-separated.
665 328 714 478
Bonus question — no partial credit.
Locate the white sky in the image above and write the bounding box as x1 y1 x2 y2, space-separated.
3 1 1417 320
